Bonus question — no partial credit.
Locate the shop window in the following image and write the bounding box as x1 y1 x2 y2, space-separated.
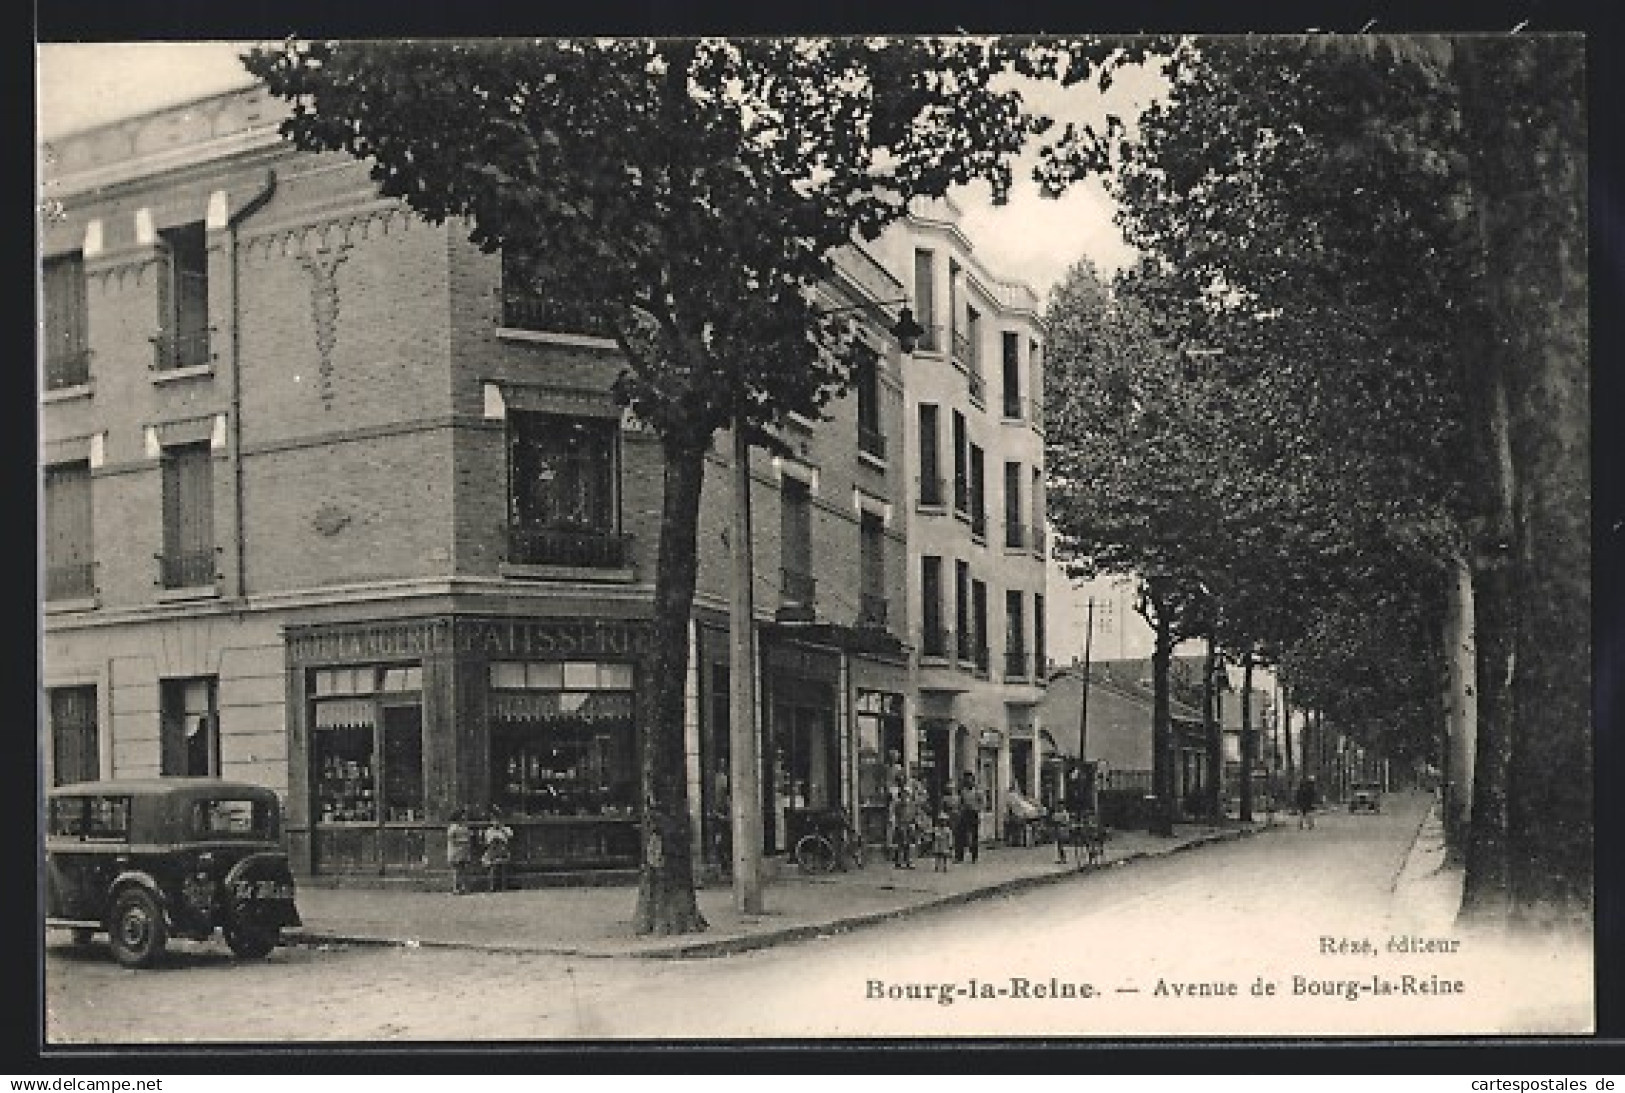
44 462 95 601
855 691 904 845
155 221 210 370
160 676 218 777
489 660 638 818
49 685 98 786
312 665 425 824
160 442 215 589
43 251 90 389
507 411 626 568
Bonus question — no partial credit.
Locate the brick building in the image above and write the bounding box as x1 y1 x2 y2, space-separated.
39 84 1047 881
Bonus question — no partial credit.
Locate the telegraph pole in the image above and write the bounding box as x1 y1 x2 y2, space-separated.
728 415 764 914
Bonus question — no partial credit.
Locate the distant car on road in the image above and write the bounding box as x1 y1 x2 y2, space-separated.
1348 783 1382 814
46 778 302 968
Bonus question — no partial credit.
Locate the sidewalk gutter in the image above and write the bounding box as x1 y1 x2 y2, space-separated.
288 824 1262 961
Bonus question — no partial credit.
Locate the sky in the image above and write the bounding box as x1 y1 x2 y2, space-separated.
35 39 1176 668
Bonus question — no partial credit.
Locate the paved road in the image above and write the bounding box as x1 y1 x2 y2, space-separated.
44 791 1590 1043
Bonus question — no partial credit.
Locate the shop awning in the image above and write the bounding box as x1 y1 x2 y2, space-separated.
314 698 375 730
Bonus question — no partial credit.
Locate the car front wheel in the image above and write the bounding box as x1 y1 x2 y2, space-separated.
223 922 278 959
108 889 168 969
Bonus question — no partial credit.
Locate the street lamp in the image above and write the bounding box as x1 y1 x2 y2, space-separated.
727 294 922 915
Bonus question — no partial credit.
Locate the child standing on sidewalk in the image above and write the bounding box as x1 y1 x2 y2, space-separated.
446 809 474 894
483 807 514 891
931 813 953 872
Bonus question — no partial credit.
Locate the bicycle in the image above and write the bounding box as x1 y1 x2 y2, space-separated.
793 810 866 874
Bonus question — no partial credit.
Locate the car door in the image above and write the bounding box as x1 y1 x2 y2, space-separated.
46 796 98 919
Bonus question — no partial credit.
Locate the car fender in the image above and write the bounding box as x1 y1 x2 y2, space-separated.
106 870 170 924
223 852 302 928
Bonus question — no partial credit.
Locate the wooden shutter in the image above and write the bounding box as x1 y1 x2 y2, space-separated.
45 463 93 572
163 444 214 560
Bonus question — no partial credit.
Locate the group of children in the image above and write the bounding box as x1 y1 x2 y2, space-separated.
444 808 515 894
887 761 969 873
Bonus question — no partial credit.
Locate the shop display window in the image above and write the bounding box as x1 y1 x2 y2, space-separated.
489 661 637 819
311 665 425 825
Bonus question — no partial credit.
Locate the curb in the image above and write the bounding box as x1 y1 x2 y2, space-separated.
1388 800 1442 898
288 825 1260 961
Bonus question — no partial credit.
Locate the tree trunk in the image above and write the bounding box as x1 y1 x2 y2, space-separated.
633 438 709 935
1203 639 1223 821
1440 550 1477 863
1239 654 1255 822
1281 687 1295 789
1149 612 1176 836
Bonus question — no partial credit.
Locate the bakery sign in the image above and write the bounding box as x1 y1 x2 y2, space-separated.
287 617 652 664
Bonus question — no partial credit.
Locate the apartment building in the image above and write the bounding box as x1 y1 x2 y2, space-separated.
38 84 1044 881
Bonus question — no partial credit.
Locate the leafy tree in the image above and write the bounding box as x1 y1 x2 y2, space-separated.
245 36 1126 933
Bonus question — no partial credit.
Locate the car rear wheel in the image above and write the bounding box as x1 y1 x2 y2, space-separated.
108 889 167 969
223 922 278 959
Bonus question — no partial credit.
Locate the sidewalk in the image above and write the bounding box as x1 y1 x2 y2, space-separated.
288 819 1264 959
1386 796 1465 931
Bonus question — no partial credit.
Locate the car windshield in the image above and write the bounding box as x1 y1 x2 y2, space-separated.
192 798 276 839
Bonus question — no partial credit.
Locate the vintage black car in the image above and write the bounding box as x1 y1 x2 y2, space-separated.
1348 783 1383 814
46 778 302 968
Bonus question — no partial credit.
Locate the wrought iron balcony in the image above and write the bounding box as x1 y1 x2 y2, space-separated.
500 292 617 338
779 568 817 621
46 561 96 601
150 329 214 372
953 476 970 515
953 328 976 369
974 643 992 676
1005 649 1029 680
157 548 217 589
971 507 987 540
44 348 92 391
967 369 985 407
857 593 888 630
508 525 632 568
858 425 887 461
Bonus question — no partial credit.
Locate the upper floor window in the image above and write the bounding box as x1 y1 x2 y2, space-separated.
952 411 968 514
1005 590 1028 679
779 478 815 618
917 404 943 506
1034 593 1048 679
507 411 626 568
858 511 887 629
160 442 216 589
921 555 945 657
1002 332 1023 419
969 443 986 540
855 349 885 461
155 222 210 370
43 252 90 390
501 248 616 339
1004 461 1025 549
44 461 94 601
913 249 938 352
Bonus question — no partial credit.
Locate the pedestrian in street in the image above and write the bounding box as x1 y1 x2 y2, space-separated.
890 770 917 869
931 812 954 872
1295 777 1319 830
483 806 514 891
446 809 474 895
954 770 985 864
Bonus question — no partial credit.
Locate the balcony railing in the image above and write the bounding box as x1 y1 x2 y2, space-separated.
953 328 976 369
1002 392 1025 421
1005 649 1029 680
913 322 944 354
157 548 217 589
922 625 952 660
971 507 987 540
917 474 947 508
953 476 970 515
500 292 617 339
46 561 96 601
857 593 888 630
967 369 985 407
151 329 214 372
974 643 991 676
955 628 974 663
509 525 632 569
858 425 887 461
779 568 817 621
44 348 92 391
1004 519 1026 549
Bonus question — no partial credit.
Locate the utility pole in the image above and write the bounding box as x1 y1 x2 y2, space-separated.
1077 597 1095 764
728 415 764 914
